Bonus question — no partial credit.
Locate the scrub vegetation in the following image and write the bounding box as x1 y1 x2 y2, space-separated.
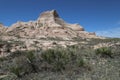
0 38 120 80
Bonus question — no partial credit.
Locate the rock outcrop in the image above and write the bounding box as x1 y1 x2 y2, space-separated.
0 24 8 36
4 10 97 40
0 24 5 34
37 10 84 31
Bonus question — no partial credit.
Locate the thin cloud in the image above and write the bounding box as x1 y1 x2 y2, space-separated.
96 27 120 38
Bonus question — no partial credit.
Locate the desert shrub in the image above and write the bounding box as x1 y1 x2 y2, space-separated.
95 47 113 58
9 50 35 59
9 50 23 58
40 47 88 71
41 48 72 71
25 51 35 62
0 73 17 80
76 58 85 67
41 49 55 63
47 37 63 41
9 56 33 77
0 40 8 45
67 45 79 49
8 50 38 73
24 51 38 72
10 65 22 77
0 57 7 62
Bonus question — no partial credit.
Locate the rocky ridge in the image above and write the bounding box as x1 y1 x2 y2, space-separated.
1 10 98 40
0 10 101 57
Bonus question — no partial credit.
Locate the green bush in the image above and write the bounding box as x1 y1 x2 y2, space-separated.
25 51 38 72
25 51 35 62
95 47 113 58
9 56 33 77
41 49 55 63
76 58 85 67
41 48 70 71
0 57 7 62
10 65 22 77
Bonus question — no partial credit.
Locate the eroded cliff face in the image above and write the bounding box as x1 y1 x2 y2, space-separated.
3 10 98 40
37 10 84 31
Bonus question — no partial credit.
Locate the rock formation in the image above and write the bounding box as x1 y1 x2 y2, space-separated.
0 24 7 36
4 10 97 40
0 10 103 57
37 10 84 31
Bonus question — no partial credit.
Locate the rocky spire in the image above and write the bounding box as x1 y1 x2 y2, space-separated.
39 10 59 19
37 10 61 27
37 10 84 31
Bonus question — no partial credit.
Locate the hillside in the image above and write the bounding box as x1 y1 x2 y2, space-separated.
0 38 120 80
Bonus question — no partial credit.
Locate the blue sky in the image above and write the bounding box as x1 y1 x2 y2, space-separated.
0 0 120 37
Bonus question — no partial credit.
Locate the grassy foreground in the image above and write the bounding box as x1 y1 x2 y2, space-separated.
0 38 120 80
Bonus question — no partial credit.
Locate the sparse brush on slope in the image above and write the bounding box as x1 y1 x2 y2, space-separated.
95 47 113 58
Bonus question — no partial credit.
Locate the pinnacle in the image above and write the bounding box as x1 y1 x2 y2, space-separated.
39 10 59 18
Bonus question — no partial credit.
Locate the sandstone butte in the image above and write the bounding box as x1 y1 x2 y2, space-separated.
0 10 99 40
0 10 103 57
